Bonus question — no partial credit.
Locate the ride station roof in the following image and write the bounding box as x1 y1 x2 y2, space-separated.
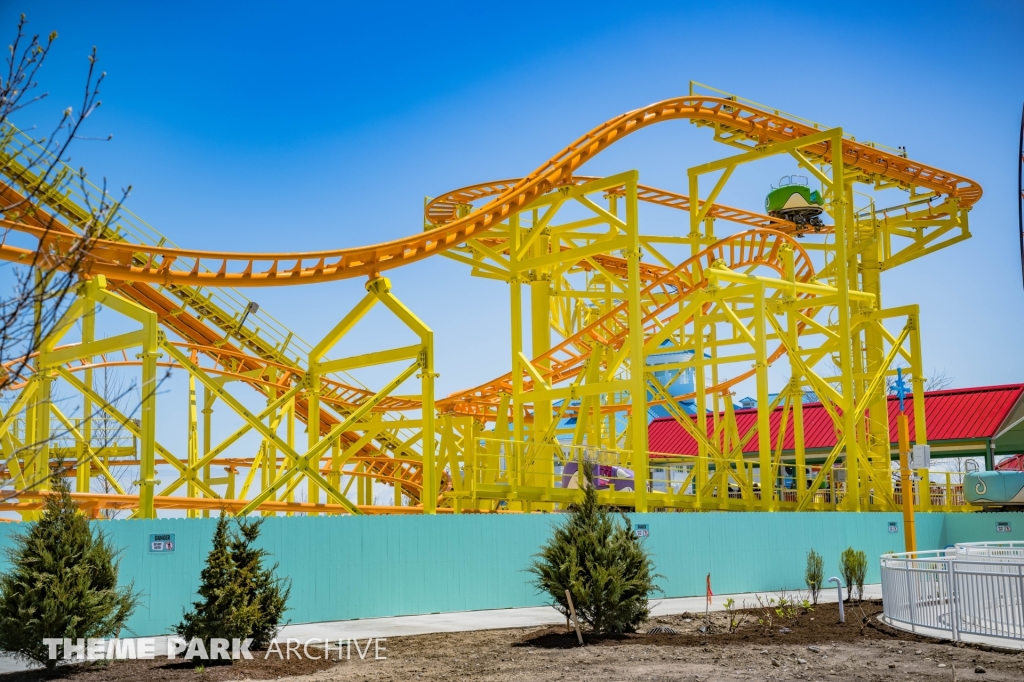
648 384 1024 461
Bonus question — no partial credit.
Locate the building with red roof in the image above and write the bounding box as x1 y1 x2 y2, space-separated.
648 384 1024 470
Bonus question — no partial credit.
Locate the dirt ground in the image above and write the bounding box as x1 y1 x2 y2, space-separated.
0 652 336 681
3 601 1023 681
289 600 1024 682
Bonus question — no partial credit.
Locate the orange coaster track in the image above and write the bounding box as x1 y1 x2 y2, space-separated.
0 92 981 516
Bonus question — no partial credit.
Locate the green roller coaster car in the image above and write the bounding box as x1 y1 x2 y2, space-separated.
765 176 825 230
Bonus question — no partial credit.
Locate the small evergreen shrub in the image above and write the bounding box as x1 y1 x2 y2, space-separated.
528 461 660 635
839 547 868 602
805 549 824 605
0 476 139 670
178 515 290 653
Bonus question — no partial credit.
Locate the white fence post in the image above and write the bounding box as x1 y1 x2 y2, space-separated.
946 556 959 642
904 558 916 633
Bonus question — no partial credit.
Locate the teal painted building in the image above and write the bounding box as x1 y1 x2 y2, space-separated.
0 512 1019 636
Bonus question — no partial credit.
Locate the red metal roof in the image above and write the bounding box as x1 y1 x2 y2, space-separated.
648 384 1024 458
996 454 1024 471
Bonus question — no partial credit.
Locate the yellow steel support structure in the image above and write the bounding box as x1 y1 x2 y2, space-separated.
0 85 982 516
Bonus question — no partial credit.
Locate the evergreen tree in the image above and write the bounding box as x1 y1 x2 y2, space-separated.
0 476 139 670
177 516 245 645
528 461 659 634
228 517 289 649
178 515 289 653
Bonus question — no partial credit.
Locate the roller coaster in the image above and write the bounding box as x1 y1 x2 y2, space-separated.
0 83 980 518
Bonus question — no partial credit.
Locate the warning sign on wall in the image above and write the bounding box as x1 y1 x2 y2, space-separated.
149 533 175 552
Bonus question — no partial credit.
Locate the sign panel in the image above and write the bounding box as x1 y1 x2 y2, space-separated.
996 522 1012 533
149 533 175 553
634 524 649 538
888 522 898 533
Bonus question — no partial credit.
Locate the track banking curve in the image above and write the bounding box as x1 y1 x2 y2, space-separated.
0 94 982 512
437 229 817 420
425 176 803 232
0 96 980 288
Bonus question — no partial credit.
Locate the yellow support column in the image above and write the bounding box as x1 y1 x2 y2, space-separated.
624 173 649 512
829 132 861 511
307 360 321 516
187 374 199 517
783 247 807 503
908 310 928 446
693 314 707 510
692 208 714 510
530 219 553 498
138 328 160 519
34 371 52 498
861 219 891 499
509 213 524 505
754 285 773 511
285 397 295 512
78 300 95 493
419 333 437 514
30 270 48 508
203 387 214 518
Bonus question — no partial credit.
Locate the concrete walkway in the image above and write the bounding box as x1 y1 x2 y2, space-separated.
277 584 883 641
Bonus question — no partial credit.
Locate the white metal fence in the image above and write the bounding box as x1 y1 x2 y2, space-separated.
880 542 1024 644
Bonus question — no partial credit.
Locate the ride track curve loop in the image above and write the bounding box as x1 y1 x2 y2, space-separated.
424 176 804 232
0 94 981 513
4 229 817 419
0 96 981 288
437 229 818 421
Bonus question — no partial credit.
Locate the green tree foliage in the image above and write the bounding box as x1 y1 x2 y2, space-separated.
229 517 289 648
0 476 139 670
805 549 824 605
839 547 868 602
528 461 659 635
851 549 867 601
178 516 290 652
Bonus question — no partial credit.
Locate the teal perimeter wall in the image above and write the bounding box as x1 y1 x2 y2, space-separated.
0 511 1020 636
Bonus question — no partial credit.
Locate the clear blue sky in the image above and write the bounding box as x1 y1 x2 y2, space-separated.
6 0 1024 398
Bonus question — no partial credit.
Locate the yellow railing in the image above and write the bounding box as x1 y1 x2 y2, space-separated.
450 436 974 512
688 81 908 157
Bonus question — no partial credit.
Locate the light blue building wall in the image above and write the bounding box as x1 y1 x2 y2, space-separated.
0 511 1018 636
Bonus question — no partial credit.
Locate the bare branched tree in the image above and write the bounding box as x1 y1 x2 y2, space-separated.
0 361 145 510
0 13 129 392
884 361 954 395
933 455 980 484
0 15 155 516
802 356 953 405
87 367 139 518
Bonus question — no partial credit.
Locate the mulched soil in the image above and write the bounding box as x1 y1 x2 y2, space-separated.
524 599 930 648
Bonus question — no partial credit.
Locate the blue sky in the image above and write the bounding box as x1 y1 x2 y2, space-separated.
5 0 1024 400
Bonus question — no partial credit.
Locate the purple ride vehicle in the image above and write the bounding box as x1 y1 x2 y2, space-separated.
560 461 635 492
